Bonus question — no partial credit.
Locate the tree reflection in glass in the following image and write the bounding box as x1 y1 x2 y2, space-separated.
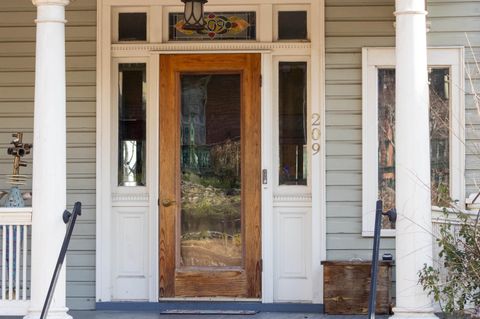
180 74 242 268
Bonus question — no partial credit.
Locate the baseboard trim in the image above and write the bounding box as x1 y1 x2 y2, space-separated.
95 301 324 313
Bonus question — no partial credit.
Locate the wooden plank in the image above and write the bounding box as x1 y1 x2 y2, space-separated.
326 68 361 81
326 187 362 202
325 98 362 111
327 234 396 250
323 262 392 314
326 53 362 67
325 6 395 21
429 17 480 32
326 157 362 170
243 53 262 298
326 172 362 186
325 142 362 156
326 36 395 50
428 3 480 17
326 0 394 5
66 297 95 310
326 217 362 234
326 128 362 141
327 249 395 261
175 271 247 297
326 21 394 37
326 113 361 126
159 54 177 297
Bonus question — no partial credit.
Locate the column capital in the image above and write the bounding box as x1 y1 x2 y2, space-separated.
32 0 70 7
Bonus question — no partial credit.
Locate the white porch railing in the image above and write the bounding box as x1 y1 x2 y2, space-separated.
0 207 32 316
431 207 477 312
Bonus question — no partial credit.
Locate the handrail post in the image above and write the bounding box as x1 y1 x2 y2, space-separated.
40 202 81 319
368 200 383 319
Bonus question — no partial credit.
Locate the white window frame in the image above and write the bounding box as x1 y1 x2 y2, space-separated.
111 58 150 195
112 7 150 43
362 47 465 237
273 5 310 42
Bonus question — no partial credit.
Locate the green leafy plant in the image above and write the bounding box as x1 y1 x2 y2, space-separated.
418 207 480 317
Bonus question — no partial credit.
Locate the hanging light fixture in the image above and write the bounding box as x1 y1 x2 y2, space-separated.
182 0 208 30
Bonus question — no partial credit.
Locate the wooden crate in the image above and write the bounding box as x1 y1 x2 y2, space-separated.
322 260 393 315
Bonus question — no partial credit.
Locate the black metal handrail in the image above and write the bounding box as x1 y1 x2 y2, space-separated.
40 202 82 319
368 200 397 319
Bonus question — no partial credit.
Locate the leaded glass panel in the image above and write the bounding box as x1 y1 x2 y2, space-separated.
118 63 147 186
169 12 256 41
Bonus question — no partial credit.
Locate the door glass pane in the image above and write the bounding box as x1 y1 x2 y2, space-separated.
118 63 147 186
180 74 242 268
279 62 307 185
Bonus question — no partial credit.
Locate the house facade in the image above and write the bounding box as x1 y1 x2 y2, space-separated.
0 0 479 318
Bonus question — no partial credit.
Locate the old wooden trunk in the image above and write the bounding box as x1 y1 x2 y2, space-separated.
322 260 392 315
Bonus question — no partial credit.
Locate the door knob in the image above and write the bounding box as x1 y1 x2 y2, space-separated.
161 199 176 207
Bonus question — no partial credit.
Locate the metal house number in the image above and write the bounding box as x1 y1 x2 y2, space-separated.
312 113 321 155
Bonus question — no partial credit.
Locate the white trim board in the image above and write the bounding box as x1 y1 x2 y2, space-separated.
362 47 465 237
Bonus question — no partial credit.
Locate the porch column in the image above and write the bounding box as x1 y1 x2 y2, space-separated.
25 1 71 319
392 1 437 318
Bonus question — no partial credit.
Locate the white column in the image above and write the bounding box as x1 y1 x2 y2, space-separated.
25 1 71 319
392 1 437 319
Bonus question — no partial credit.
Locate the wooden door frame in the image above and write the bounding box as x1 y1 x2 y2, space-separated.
159 53 262 298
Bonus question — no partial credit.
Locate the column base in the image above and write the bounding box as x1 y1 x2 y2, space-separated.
24 307 72 319
390 307 439 319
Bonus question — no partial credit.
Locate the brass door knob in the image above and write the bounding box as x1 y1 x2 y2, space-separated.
161 199 176 207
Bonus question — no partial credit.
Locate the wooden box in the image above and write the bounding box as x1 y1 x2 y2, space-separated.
321 260 392 315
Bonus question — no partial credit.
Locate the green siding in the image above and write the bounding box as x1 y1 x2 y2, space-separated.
427 0 480 196
0 0 96 310
325 0 480 304
325 0 396 261
325 0 480 259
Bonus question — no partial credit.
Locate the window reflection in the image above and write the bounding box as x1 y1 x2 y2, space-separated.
279 62 308 185
118 63 147 186
377 67 451 228
180 74 242 268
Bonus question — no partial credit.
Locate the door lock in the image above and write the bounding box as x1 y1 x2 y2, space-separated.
161 199 176 207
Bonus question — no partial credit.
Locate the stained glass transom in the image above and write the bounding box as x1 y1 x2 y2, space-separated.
169 12 256 41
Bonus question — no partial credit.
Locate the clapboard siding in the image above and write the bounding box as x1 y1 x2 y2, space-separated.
0 0 96 310
325 0 480 260
427 0 480 196
325 0 397 268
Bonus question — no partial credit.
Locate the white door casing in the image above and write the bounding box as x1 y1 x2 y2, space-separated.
96 0 325 303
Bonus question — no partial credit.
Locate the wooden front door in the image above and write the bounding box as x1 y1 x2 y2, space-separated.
159 54 261 298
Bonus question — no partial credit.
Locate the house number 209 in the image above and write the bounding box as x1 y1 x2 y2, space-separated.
312 113 321 155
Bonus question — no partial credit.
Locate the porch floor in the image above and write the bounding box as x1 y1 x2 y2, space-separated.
4 311 388 319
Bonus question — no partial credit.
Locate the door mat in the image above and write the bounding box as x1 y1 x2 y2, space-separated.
161 309 258 315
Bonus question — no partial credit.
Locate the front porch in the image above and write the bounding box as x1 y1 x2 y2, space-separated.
0 0 479 317
5 311 385 319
